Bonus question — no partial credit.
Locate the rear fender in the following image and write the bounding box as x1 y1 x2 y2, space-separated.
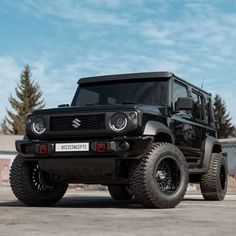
201 136 222 172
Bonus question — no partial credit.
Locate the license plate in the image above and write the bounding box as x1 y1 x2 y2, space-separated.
55 143 89 152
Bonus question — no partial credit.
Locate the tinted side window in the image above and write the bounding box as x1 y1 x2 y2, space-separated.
173 81 188 106
205 97 213 125
192 90 204 120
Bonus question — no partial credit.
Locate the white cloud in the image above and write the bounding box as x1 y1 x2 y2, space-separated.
141 22 175 46
138 2 236 73
0 56 20 81
0 56 21 121
86 0 147 9
20 0 130 26
86 0 124 9
0 56 75 122
1 0 236 126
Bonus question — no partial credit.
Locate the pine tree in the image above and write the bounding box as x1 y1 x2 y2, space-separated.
213 94 235 138
1 65 45 135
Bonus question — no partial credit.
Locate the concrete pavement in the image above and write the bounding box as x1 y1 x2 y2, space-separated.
0 186 236 236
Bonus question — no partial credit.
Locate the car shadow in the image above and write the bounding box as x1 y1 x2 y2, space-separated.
183 198 205 201
0 196 142 209
0 195 206 209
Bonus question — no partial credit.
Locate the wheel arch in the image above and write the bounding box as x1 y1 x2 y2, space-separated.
143 120 174 143
201 136 222 172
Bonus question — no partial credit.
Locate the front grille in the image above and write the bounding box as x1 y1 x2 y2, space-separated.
50 114 105 131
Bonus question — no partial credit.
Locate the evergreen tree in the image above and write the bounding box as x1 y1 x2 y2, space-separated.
213 94 235 138
1 65 45 135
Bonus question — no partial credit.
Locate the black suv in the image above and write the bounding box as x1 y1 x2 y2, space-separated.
10 72 227 208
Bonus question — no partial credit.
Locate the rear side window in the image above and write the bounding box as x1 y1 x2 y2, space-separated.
205 97 213 125
173 81 188 106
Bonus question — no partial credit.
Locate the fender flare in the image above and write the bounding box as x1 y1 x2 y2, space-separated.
201 136 222 172
143 120 174 143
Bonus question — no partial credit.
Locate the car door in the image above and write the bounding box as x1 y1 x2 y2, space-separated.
171 80 200 157
191 90 207 150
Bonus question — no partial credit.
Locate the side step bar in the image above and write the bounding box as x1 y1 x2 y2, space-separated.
188 168 207 175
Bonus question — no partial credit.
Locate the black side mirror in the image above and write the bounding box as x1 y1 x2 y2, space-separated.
175 97 193 112
58 104 69 108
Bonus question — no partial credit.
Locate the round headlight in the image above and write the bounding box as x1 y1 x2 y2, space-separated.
32 117 46 135
111 113 128 131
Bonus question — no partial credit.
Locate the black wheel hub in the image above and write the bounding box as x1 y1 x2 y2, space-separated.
31 164 55 193
156 157 181 194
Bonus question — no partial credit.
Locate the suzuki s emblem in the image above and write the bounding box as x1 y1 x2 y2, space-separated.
72 118 81 128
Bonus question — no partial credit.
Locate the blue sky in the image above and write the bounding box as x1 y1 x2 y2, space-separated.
0 0 236 124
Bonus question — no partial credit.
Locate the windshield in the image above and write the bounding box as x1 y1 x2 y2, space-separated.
72 79 169 107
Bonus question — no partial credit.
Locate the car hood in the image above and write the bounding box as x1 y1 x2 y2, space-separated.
31 104 165 116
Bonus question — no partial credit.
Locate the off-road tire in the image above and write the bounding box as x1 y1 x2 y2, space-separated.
10 155 68 206
200 153 227 201
129 143 188 208
108 185 133 200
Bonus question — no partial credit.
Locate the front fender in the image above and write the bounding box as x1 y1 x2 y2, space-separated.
143 120 174 143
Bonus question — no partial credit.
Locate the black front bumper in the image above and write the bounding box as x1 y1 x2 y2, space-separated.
16 136 153 184
16 136 153 160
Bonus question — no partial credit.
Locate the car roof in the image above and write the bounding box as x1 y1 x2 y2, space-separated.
78 71 211 96
78 71 173 84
